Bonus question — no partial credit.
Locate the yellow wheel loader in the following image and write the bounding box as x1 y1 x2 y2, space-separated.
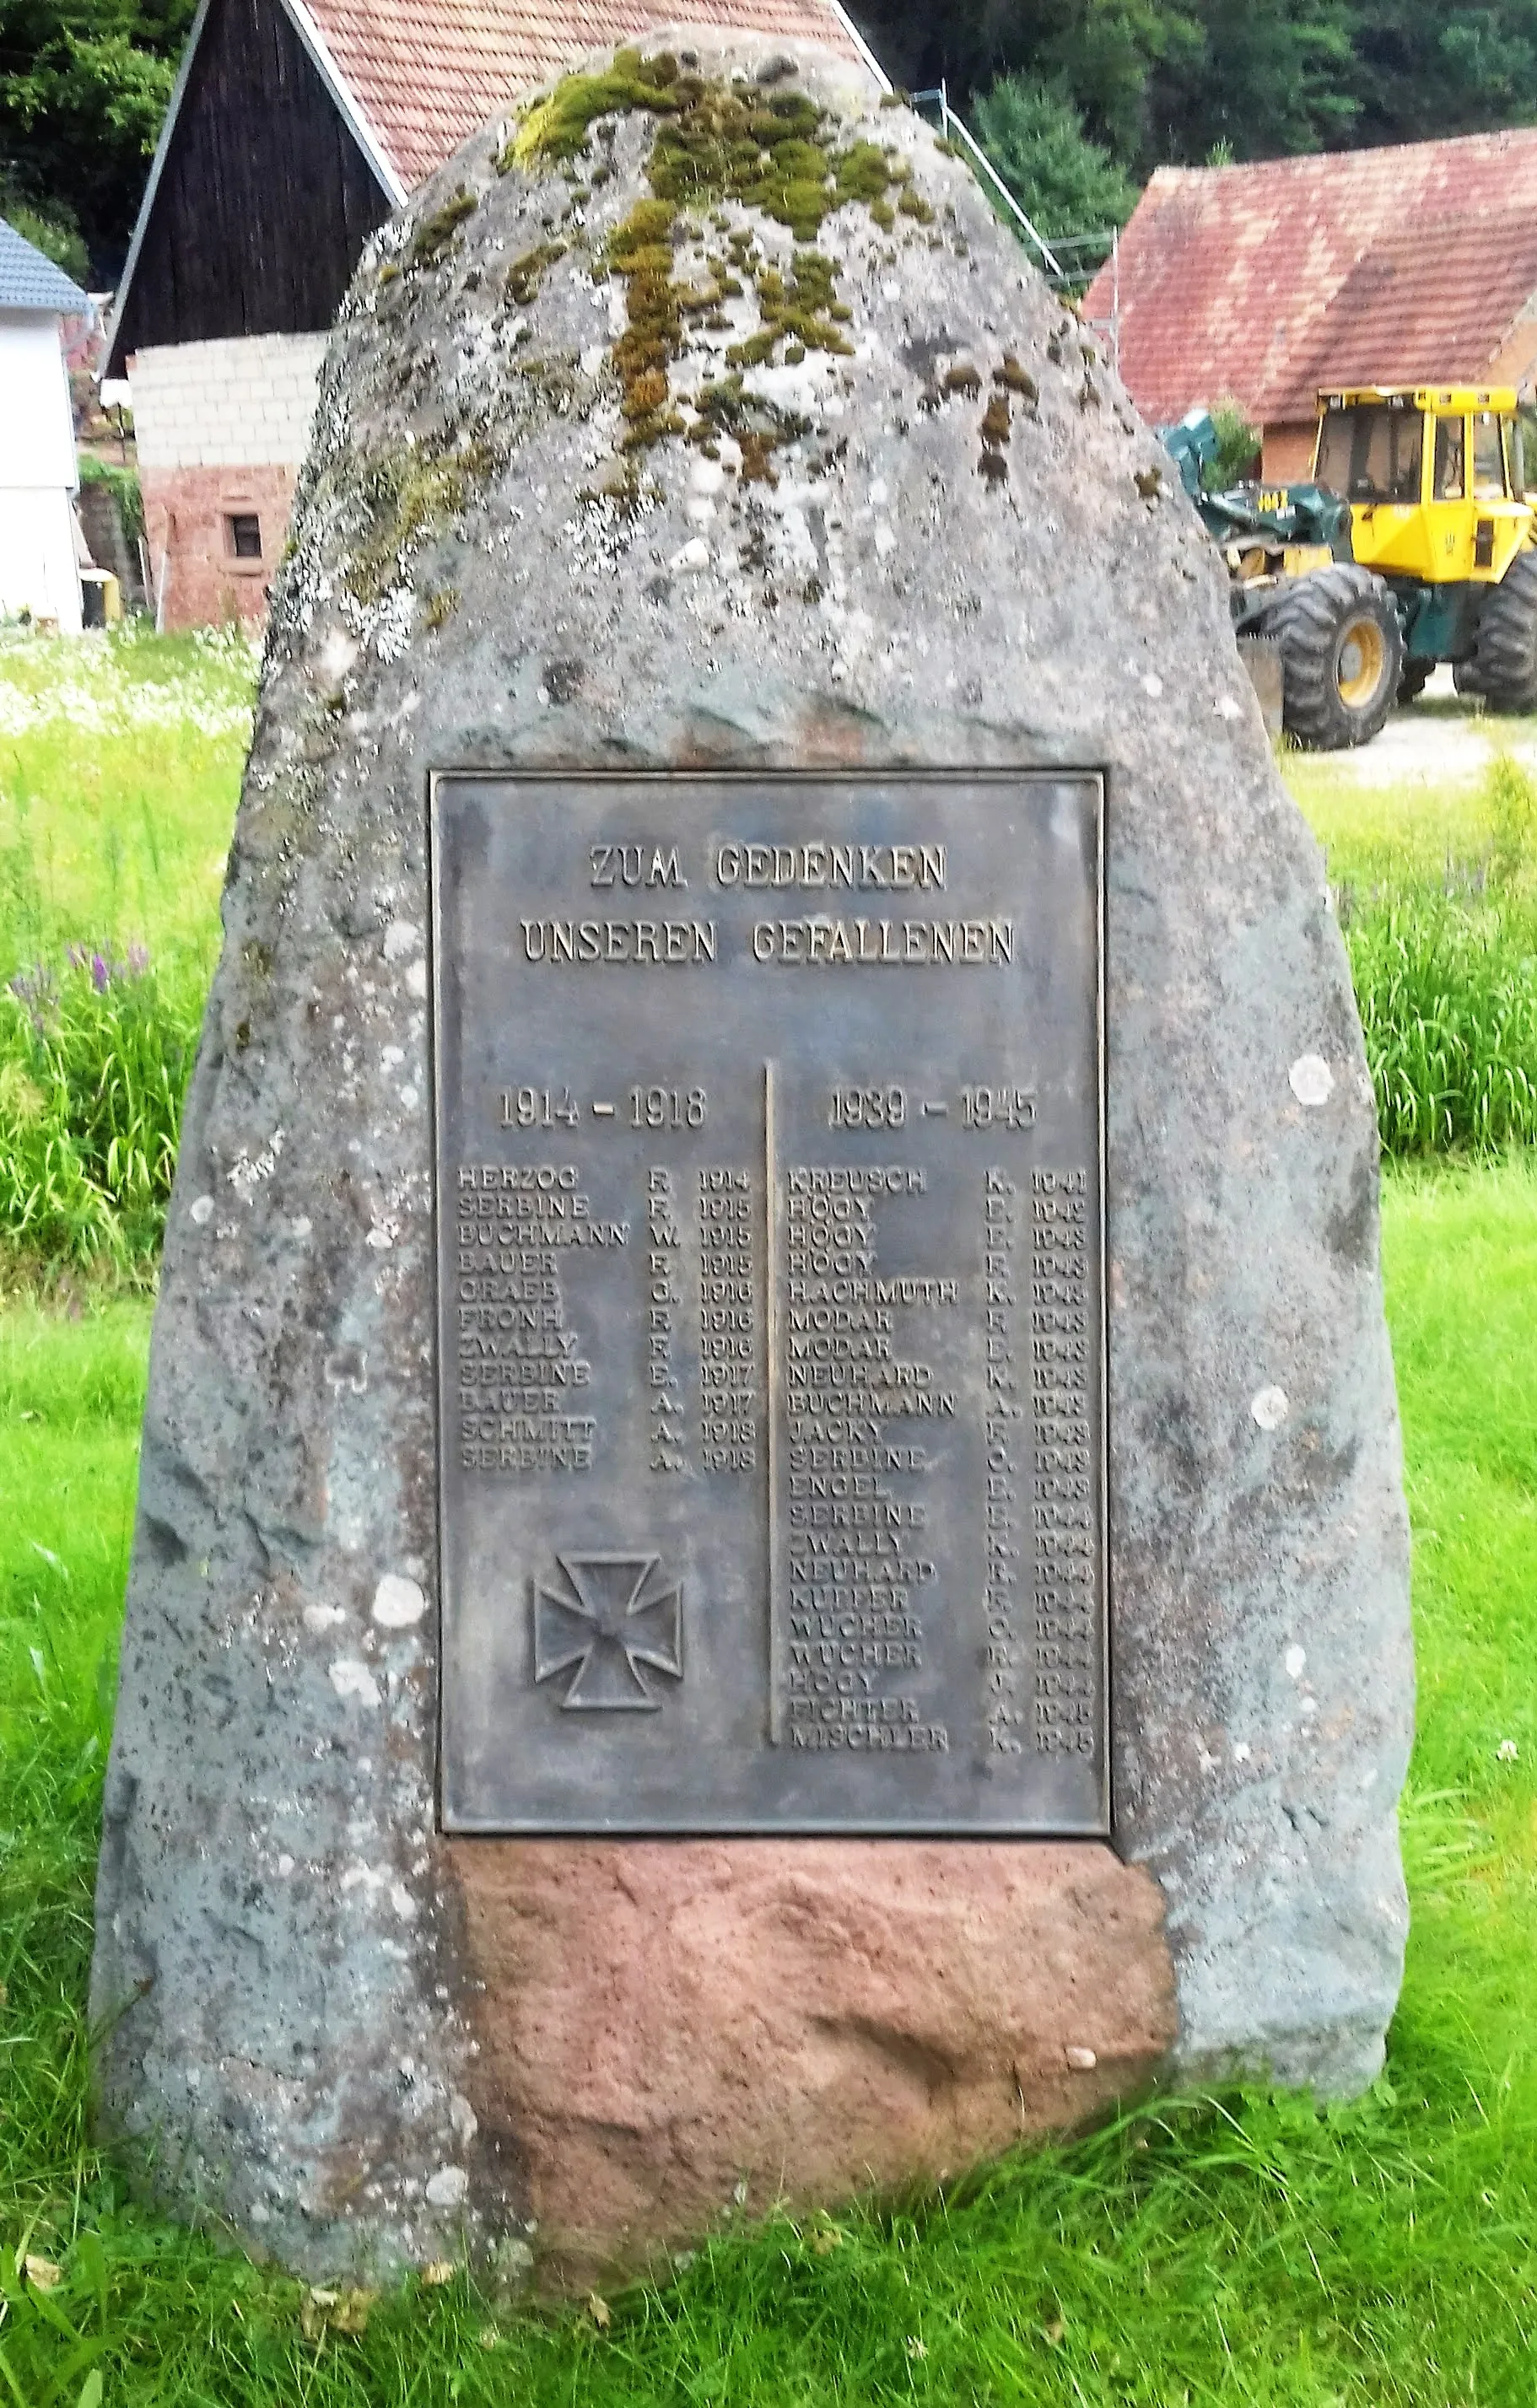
1165 386 1537 749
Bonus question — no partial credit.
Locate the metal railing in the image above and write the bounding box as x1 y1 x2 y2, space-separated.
909 83 1063 281
909 84 1121 371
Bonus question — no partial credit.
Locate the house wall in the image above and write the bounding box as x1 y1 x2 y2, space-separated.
0 310 82 632
131 331 326 628
1260 423 1318 484
1492 315 1537 400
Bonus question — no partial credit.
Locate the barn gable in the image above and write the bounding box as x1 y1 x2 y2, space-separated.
107 0 396 371
108 0 882 374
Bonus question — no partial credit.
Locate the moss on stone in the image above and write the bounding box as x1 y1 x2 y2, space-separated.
506 240 566 306
727 250 852 369
995 355 1038 403
507 49 681 168
410 188 477 269
832 140 891 206
502 53 909 455
605 196 685 446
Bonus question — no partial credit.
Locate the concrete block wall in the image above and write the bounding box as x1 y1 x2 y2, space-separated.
130 334 329 471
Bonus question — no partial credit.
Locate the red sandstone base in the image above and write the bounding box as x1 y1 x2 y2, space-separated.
448 1839 1175 2287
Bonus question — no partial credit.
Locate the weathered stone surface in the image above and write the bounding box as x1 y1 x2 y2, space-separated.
452 1839 1174 2287
91 27 1414 2286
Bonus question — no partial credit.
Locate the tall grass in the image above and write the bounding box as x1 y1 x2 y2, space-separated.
1 949 200 1279
1347 893 1537 1154
1329 750 1537 1157
0 626 251 1282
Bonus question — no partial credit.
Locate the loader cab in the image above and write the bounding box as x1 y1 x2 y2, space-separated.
1312 386 1529 585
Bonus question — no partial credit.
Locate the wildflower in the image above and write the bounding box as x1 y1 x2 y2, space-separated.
1498 1737 1519 1762
8 962 58 1036
91 951 110 993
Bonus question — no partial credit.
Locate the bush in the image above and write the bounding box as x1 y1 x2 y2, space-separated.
1204 397 1261 490
0 945 200 1279
77 454 145 552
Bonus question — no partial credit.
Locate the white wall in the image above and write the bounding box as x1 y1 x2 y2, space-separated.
129 332 329 470
0 309 81 632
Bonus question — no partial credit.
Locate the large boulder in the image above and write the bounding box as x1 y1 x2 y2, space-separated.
91 30 1413 2287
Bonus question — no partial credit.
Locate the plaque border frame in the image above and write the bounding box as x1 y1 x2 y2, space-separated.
426 767 1114 1841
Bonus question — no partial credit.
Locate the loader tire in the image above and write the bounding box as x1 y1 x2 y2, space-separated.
1455 551 1537 714
1265 565 1403 750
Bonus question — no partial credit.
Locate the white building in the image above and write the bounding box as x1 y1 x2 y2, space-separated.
0 219 89 633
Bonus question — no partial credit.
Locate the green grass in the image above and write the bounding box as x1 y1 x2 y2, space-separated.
0 630 251 1281
0 622 254 979
1286 749 1502 890
3 1160 1535 2404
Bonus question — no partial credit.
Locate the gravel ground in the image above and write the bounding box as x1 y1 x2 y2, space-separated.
1329 665 1537 783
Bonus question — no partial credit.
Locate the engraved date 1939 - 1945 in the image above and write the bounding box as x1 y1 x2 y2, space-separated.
827 1082 1037 1130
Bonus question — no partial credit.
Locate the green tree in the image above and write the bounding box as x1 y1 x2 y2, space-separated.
0 0 193 278
0 181 89 279
1349 1 1537 143
973 73 1140 238
1146 0 1359 163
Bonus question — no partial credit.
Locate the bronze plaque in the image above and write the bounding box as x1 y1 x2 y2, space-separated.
431 771 1108 1834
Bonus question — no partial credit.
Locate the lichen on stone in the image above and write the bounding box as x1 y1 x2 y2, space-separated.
342 438 499 608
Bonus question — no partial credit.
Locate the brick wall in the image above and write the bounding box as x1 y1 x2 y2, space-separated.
128 332 327 628
1260 423 1318 484
140 461 299 631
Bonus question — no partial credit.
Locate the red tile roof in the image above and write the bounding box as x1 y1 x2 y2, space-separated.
305 0 874 191
1087 130 1537 428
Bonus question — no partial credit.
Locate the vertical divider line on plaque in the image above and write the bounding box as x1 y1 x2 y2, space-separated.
764 1055 781 1747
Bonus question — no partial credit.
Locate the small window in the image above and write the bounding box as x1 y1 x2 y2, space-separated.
1433 417 1464 500
226 513 262 559
1473 412 1507 499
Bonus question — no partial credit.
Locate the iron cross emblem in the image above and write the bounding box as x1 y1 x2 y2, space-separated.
532 1554 683 1710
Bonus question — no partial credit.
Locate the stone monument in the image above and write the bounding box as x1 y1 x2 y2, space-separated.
91 30 1414 2289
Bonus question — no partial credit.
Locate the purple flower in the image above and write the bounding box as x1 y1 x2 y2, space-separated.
126 943 150 978
66 942 89 972
91 952 110 993
8 962 59 1037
